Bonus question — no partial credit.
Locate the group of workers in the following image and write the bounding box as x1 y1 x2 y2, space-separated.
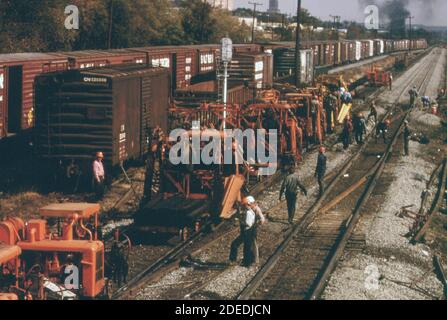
228 83 424 267
229 146 327 267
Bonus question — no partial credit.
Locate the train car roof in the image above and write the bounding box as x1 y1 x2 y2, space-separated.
79 64 168 78
0 52 67 64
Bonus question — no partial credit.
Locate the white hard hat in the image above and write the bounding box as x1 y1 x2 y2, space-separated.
244 196 255 205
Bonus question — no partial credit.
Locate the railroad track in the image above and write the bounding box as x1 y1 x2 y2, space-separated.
107 48 438 300
110 171 284 299
235 47 440 300
108 47 438 299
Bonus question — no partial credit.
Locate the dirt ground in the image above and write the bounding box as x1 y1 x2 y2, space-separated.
322 48 447 300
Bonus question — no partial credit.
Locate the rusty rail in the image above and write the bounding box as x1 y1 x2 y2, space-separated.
434 255 447 297
112 170 283 299
309 108 412 299
237 48 437 301
309 48 439 299
412 159 447 243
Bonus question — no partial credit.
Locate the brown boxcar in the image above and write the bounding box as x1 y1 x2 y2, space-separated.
322 42 336 66
34 65 170 169
175 81 253 105
228 52 273 89
61 49 147 70
334 41 342 65
233 44 261 54
340 41 350 63
384 40 394 53
0 53 68 138
196 45 218 75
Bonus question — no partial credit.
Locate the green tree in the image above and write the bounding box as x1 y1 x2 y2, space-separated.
180 0 216 44
0 0 77 53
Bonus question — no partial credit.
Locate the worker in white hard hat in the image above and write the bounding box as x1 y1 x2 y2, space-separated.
93 151 105 200
229 196 266 267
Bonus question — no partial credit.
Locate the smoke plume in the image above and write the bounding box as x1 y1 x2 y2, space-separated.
359 0 441 36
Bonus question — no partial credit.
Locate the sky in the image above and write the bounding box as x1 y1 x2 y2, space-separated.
234 0 447 27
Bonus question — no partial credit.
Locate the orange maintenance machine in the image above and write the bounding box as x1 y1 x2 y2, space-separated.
39 203 101 241
0 244 21 300
0 203 106 300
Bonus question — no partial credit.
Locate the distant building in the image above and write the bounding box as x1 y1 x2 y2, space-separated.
268 0 279 14
205 0 234 10
171 0 234 10
238 17 258 28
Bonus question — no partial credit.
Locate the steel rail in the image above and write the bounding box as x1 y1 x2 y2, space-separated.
412 159 447 243
111 171 284 299
237 48 438 300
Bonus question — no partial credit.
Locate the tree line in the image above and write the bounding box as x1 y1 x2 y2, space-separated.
0 0 252 54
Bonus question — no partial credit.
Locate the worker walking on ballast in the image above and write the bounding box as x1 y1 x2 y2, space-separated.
353 112 367 145
409 86 419 107
280 167 308 225
367 101 378 125
315 147 327 198
229 196 265 267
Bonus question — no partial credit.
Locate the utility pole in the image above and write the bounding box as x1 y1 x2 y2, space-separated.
330 15 340 40
107 0 114 49
408 15 414 51
249 1 262 44
295 0 302 87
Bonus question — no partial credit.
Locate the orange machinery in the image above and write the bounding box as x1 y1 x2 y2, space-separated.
0 244 21 300
367 65 391 87
0 203 105 300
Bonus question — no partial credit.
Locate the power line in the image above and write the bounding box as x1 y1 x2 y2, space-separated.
295 0 302 87
408 15 415 51
248 1 263 44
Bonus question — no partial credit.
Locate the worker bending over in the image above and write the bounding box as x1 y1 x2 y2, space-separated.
280 167 308 225
376 119 391 144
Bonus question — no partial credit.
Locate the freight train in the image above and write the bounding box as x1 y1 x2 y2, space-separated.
0 39 427 140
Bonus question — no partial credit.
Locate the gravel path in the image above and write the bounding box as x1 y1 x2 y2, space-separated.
322 47 447 300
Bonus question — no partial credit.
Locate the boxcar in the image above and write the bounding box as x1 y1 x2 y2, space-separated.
228 52 273 89
35 65 170 173
324 42 336 66
0 53 68 138
385 40 394 53
355 41 362 61
374 39 385 56
61 49 147 70
175 82 254 106
195 45 219 75
334 42 342 65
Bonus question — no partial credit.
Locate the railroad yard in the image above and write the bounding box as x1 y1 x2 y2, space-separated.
1 1 447 305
